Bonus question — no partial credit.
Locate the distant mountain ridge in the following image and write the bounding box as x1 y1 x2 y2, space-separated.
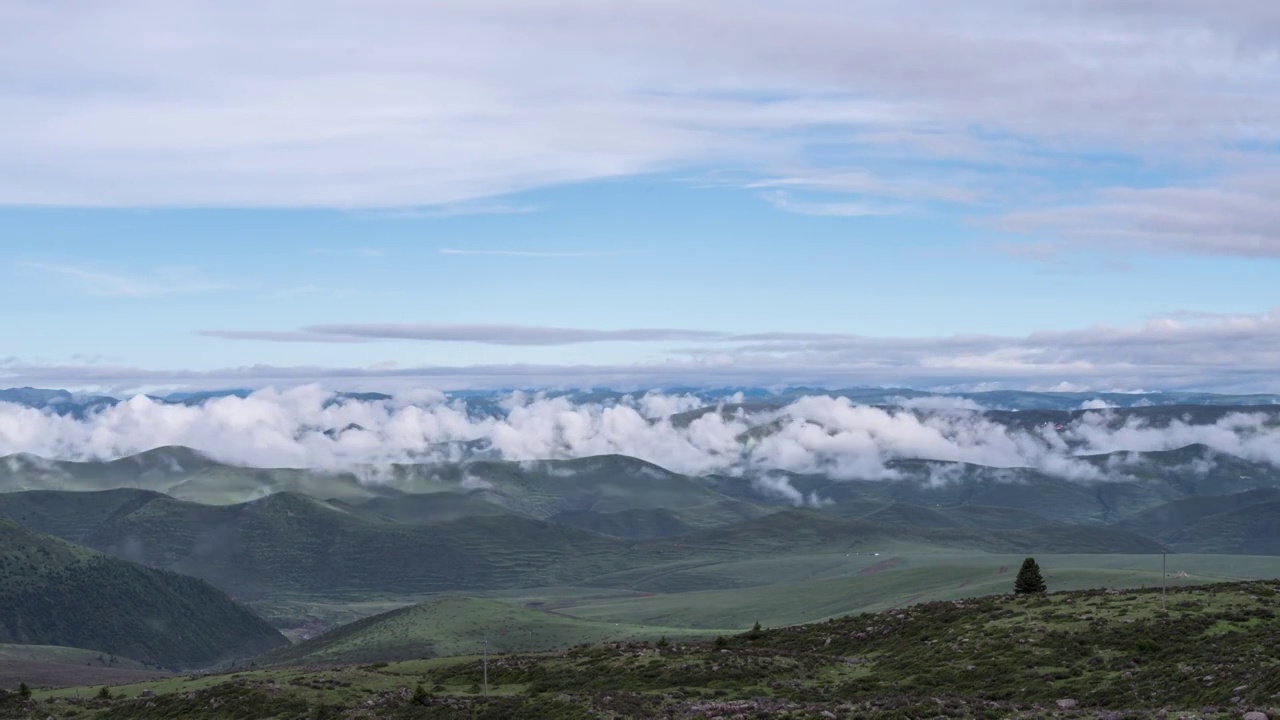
4 385 1280 418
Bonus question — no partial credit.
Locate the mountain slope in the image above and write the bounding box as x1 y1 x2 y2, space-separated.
1115 487 1280 541
678 508 1166 556
1161 500 1280 554
0 491 639 598
0 519 286 669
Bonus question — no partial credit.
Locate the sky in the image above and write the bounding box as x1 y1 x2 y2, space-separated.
2 0 1280 394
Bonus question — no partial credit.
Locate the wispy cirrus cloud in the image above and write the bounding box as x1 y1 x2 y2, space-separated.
175 309 1280 392
199 324 725 346
309 247 384 258
438 248 604 258
1000 181 1280 258
19 262 231 298
761 191 901 217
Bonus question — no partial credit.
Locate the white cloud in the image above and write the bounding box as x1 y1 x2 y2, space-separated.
761 190 901 217
2 388 1278 485
1 0 1279 260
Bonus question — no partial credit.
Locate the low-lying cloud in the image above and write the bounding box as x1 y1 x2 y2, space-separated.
2 387 1278 484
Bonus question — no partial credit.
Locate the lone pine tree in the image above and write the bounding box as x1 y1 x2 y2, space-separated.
1014 557 1046 594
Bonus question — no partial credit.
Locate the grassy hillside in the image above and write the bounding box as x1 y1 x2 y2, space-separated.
559 551 1280 627
548 507 694 539
22 581 1280 718
0 519 287 669
0 487 1181 617
0 644 148 669
676 508 1167 556
0 490 642 599
258 597 721 666
1163 500 1280 554
355 492 512 524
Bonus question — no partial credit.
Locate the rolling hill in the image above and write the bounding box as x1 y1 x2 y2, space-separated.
7 442 1280 532
0 488 1174 608
258 596 720 666
0 490 640 599
0 519 287 669
1115 487 1280 539
1161 500 1280 554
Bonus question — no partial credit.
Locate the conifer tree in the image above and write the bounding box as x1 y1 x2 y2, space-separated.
1014 557 1046 594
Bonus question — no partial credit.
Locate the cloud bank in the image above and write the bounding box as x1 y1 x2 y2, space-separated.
2 388 1278 483
4 1 1280 254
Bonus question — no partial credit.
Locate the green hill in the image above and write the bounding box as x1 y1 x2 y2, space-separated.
1116 488 1280 540
428 455 766 527
0 491 638 599
862 502 1048 529
0 519 287 669
0 490 1169 609
355 492 512 524
258 596 720 666
679 508 1166 556
548 507 694 539
1162 500 1280 554
0 644 148 669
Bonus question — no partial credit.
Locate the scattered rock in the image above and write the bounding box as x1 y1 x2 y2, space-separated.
1057 698 1079 710
1243 712 1268 720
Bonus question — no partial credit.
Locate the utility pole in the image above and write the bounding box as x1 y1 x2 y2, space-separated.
1161 551 1167 613
482 634 489 698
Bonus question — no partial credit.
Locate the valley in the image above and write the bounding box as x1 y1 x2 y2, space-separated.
2 394 1280 718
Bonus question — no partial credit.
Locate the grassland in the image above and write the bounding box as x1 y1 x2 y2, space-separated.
0 646 171 692
254 597 724 666
532 550 1280 629
0 646 148 669
10 581 1280 719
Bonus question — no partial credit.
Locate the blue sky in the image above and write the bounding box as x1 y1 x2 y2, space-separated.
2 1 1279 393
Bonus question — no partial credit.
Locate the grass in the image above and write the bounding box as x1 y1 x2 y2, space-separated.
548 551 1280 628
0 645 171 694
254 596 724 666
242 551 1280 640
16 580 1280 719
0 645 147 669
